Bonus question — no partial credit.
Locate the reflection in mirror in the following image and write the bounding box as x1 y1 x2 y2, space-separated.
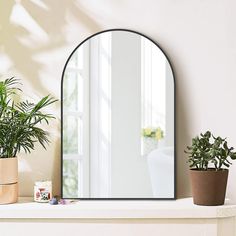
62 30 175 199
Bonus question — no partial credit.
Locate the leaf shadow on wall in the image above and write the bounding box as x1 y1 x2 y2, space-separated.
0 0 101 196
0 0 101 94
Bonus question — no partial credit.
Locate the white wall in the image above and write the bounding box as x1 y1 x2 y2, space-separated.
1 0 236 200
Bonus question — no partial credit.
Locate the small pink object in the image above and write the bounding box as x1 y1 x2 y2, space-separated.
59 199 67 205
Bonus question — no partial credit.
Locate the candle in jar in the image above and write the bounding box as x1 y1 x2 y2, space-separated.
34 181 52 203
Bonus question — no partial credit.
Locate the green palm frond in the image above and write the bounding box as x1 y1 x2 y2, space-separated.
0 78 57 158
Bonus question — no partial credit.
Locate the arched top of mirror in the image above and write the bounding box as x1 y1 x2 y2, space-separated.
62 29 175 87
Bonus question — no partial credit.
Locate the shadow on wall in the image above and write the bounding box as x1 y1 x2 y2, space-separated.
0 0 101 93
18 137 61 196
176 70 191 198
0 0 101 196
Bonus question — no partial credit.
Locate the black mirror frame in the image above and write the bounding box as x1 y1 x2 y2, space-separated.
61 28 176 200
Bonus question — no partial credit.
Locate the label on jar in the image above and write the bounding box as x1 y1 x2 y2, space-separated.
34 182 52 203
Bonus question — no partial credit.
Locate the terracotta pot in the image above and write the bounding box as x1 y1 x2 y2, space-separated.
0 158 18 204
190 168 228 206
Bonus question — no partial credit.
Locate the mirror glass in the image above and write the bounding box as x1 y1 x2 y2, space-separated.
62 30 175 199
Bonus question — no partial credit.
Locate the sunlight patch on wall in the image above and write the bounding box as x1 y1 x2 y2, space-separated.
0 54 12 74
31 0 49 11
10 2 49 46
18 158 32 173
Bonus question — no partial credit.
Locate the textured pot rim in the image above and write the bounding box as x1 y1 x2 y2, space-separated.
190 168 229 172
0 157 17 160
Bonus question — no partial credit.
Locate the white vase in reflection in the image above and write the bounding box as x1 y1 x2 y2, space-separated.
142 137 158 156
147 146 174 198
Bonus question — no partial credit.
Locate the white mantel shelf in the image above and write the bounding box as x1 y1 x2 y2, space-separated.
0 197 236 219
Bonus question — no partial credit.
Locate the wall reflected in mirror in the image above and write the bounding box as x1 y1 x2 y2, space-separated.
62 30 175 199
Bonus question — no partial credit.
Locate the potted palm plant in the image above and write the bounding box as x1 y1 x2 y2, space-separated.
185 131 236 206
0 77 57 204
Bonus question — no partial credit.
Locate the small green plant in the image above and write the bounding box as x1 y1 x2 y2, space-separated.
0 77 57 158
141 127 164 141
185 131 236 171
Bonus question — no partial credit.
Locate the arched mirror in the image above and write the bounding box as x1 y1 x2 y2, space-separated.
62 29 175 199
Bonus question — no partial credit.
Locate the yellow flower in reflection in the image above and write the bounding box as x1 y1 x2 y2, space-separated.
155 128 164 140
144 128 152 136
141 127 164 140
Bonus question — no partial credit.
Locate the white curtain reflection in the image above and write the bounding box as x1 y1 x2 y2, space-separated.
141 38 166 129
90 33 112 197
141 38 166 155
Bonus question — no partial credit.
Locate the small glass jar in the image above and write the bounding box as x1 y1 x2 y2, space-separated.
34 181 52 203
